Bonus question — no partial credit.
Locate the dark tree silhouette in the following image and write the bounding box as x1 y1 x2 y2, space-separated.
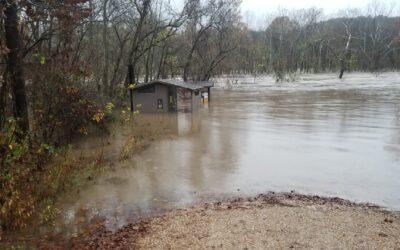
3 0 29 134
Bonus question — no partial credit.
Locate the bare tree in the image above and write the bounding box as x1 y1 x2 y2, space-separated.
182 0 241 81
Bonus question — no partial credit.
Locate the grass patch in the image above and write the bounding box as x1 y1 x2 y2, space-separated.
119 114 178 160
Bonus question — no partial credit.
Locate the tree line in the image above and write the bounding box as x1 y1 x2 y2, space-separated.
221 5 400 80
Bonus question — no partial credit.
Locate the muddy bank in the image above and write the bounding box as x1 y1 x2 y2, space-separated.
54 193 400 249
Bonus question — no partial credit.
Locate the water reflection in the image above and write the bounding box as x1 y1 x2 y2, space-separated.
57 75 400 235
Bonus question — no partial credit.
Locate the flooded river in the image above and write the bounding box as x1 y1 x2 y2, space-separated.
58 73 400 235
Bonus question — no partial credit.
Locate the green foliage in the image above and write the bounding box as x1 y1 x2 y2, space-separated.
32 53 46 65
0 119 50 230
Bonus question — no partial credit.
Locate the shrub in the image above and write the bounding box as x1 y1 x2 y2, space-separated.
0 117 107 234
0 118 51 230
30 77 108 144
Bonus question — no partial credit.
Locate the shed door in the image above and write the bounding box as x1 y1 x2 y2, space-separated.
168 87 176 112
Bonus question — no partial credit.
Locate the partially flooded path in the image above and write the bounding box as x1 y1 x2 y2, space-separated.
52 73 400 238
79 193 400 249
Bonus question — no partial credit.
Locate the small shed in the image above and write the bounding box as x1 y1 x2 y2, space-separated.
131 79 213 113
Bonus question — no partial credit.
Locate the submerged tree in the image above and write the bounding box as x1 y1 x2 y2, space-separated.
266 16 300 81
339 22 353 79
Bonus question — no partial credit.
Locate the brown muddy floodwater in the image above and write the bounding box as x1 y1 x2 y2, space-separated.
57 73 400 236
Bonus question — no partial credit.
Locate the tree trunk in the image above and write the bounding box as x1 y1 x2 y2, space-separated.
102 0 109 95
109 43 125 96
182 60 191 82
149 47 155 81
89 0 95 46
338 64 345 79
127 63 135 85
339 25 352 79
47 15 53 54
268 33 273 72
144 48 152 83
0 69 7 129
156 45 166 79
3 0 29 134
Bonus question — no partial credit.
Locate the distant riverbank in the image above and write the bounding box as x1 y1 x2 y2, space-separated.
62 193 400 249
212 71 400 89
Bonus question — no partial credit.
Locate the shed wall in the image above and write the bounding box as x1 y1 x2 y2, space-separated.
133 84 169 113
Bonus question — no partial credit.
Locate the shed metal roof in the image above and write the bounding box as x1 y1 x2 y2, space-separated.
133 79 214 91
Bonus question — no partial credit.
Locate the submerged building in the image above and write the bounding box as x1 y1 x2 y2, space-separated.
131 80 213 113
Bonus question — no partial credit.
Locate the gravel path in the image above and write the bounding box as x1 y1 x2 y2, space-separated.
74 193 400 249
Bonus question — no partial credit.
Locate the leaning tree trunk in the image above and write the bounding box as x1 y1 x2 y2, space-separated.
3 0 29 134
339 29 352 79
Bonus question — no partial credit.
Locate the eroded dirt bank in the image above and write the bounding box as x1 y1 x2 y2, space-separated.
65 193 400 249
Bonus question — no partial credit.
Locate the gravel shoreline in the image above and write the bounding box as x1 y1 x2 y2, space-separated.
66 193 400 249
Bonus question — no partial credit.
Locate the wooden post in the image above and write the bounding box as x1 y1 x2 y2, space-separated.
128 64 134 113
191 90 194 112
208 87 211 102
130 89 134 113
